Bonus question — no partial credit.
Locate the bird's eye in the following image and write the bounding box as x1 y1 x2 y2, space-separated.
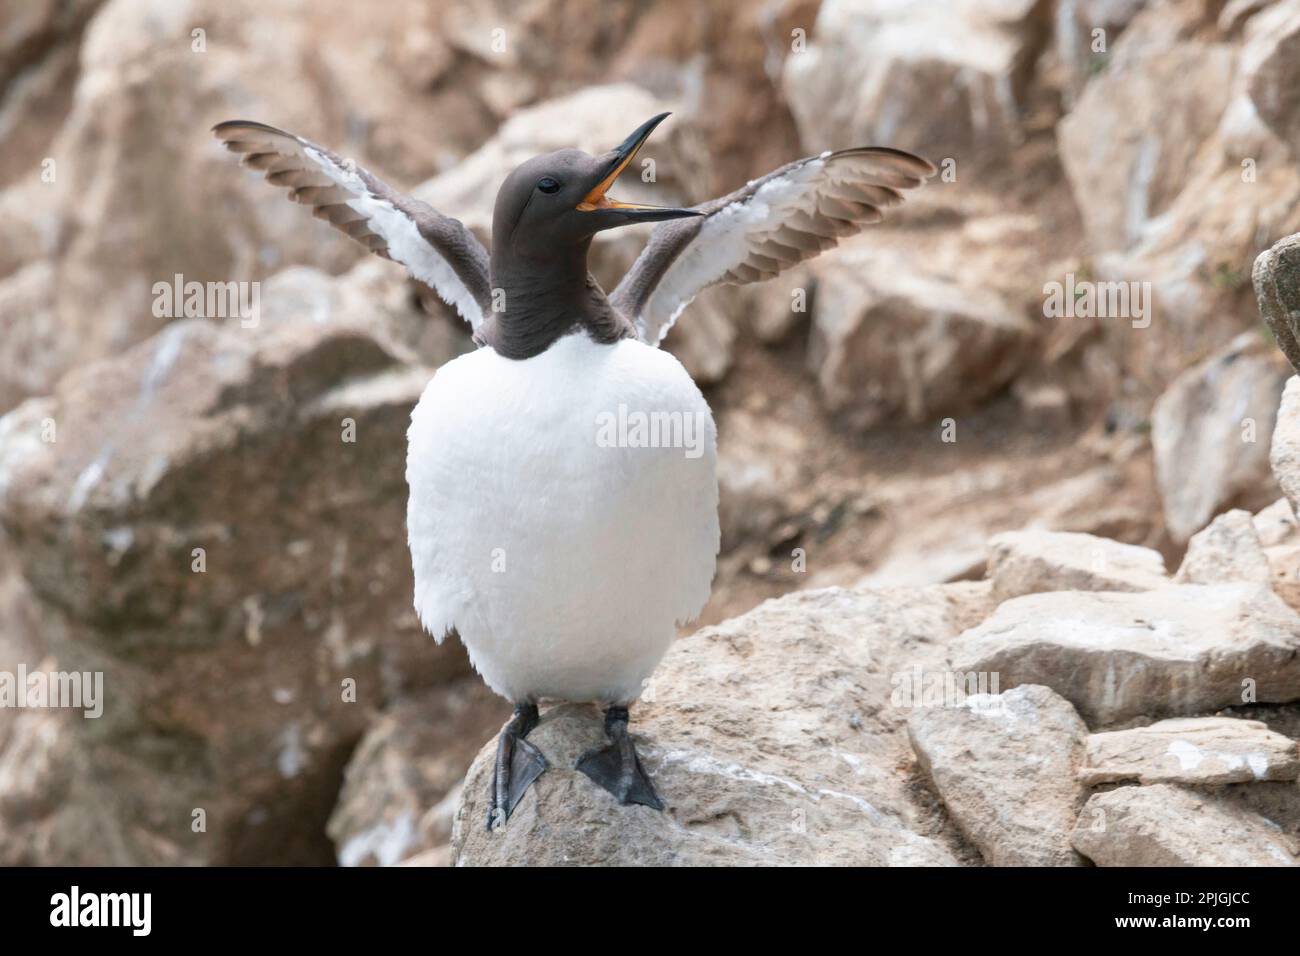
537 177 561 194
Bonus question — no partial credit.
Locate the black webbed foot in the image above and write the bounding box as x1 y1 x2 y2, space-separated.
575 705 664 810
486 702 547 831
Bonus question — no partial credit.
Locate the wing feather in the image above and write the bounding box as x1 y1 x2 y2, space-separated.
612 147 934 346
212 120 492 330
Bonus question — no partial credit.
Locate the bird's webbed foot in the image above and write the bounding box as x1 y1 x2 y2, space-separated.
486 702 547 831
575 705 664 810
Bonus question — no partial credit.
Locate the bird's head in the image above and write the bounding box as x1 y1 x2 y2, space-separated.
492 113 701 259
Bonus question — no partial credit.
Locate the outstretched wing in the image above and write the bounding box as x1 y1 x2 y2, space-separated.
212 120 492 331
611 148 935 346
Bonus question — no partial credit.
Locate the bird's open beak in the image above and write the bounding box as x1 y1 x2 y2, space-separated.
577 113 702 224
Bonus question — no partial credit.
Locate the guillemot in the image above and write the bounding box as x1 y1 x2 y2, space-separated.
213 113 933 827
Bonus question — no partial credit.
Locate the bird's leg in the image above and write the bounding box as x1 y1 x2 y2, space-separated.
575 705 664 810
486 702 547 832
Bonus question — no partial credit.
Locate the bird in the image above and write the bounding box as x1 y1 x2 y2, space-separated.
213 112 934 828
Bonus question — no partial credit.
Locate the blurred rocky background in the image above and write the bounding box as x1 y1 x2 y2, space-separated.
3 0 1300 866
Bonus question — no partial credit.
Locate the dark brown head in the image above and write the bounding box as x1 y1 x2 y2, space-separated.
490 113 700 261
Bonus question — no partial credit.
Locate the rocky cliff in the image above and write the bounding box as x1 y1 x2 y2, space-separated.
4 0 1300 865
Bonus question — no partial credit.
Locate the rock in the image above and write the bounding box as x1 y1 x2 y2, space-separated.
1084 178 1300 408
327 679 508 866
1152 333 1288 542
1057 4 1300 398
987 529 1168 600
433 0 812 192
0 0 102 88
0 1 99 189
0 0 828 408
850 452 1166 594
1080 717 1300 787
0 0 496 412
260 259 473 368
744 267 814 344
0 313 469 865
1254 235 1300 378
1072 785 1299 866
1175 509 1272 585
857 536 988 590
659 284 738 386
397 844 454 867
1272 377 1300 517
1265 544 1300 610
1254 497 1298 548
783 0 1049 162
908 685 1088 866
14 0 1300 871
1137 250 1300 413
0 560 111 865
1054 0 1147 105
1011 381 1073 430
1057 7 1235 253
1243 1 1300 161
453 585 999 866
1255 498 1300 606
952 584 1300 725
807 244 1036 430
714 409 810 551
0 706 123 865
0 261 77 413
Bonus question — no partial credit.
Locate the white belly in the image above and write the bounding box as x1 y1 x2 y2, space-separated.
406 332 719 704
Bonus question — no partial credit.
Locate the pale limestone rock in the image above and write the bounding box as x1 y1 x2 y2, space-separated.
908 685 1087 866
1271 377 1300 519
1243 1 1300 161
0 316 470 864
327 681 508 866
1081 717 1300 786
1254 498 1298 548
1152 335 1287 542
1175 509 1273 585
1072 785 1299 866
453 585 996 866
987 530 1168 600
783 0 1045 160
808 244 1035 430
952 584 1300 725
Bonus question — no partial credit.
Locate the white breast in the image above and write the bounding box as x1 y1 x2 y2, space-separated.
406 332 719 705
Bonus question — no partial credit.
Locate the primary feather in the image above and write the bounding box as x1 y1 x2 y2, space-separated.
212 120 493 329
612 146 935 346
